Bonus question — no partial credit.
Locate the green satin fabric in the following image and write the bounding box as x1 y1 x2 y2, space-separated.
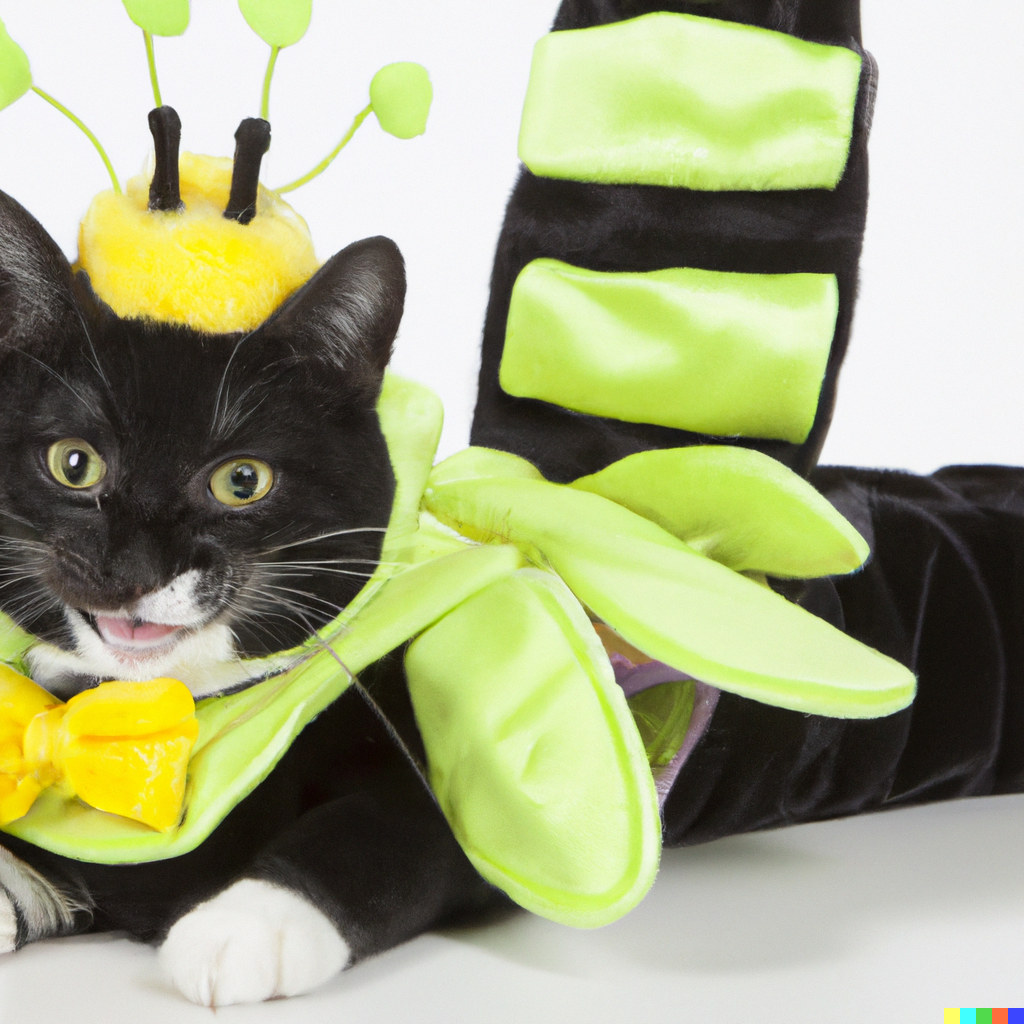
571 446 868 578
424 449 915 719
406 568 660 928
518 12 862 191
500 258 837 443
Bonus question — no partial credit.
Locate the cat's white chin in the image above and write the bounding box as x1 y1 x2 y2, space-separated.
36 608 235 685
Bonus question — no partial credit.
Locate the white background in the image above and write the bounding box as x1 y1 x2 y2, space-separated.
0 1 1022 1021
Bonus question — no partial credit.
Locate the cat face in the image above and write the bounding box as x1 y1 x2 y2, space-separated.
0 189 404 697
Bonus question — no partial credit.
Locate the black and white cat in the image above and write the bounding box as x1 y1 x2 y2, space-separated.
3 0 1024 1009
0 184 502 1004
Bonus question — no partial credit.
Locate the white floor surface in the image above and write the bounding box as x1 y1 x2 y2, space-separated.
2 794 1021 1022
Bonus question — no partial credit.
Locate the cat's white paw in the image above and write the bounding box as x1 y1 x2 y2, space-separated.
159 878 350 1007
0 891 17 954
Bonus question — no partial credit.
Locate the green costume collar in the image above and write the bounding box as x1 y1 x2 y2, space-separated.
0 375 914 928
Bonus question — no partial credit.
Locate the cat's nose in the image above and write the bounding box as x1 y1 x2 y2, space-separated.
100 532 175 606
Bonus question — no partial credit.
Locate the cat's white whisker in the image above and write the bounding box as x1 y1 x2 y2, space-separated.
232 577 347 634
227 594 323 648
258 526 387 556
264 557 394 568
229 578 324 618
266 568 377 580
11 350 102 419
0 573 47 591
215 385 269 441
0 507 42 531
246 581 347 618
210 328 262 438
75 308 112 392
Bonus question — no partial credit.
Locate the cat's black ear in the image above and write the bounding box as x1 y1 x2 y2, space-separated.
0 189 86 356
259 236 406 397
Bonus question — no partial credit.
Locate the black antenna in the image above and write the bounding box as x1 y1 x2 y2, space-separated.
224 118 271 225
147 106 183 212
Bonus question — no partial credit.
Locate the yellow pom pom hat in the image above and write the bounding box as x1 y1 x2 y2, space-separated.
77 108 319 334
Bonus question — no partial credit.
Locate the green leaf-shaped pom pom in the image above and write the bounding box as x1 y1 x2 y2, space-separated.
0 18 32 113
238 0 312 48
370 62 432 139
121 0 190 36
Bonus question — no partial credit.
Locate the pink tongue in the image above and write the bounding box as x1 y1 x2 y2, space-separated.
96 616 179 644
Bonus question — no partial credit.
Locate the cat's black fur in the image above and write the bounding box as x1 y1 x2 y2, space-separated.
0 185 501 955
1 0 1023 996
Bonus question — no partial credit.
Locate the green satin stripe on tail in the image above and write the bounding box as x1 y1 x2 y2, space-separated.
406 568 661 928
500 259 837 444
518 12 862 191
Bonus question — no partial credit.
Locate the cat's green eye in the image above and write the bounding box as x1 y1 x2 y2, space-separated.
46 439 107 489
210 458 274 507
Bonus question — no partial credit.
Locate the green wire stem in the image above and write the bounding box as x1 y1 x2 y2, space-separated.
31 87 121 194
260 45 280 121
275 103 373 194
144 30 163 107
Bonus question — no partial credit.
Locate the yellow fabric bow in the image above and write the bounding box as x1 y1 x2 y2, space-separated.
0 665 198 832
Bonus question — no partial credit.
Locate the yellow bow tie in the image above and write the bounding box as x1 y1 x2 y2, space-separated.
0 665 198 832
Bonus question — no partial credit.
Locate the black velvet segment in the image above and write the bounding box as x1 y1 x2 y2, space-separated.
470 0 870 482
553 0 861 43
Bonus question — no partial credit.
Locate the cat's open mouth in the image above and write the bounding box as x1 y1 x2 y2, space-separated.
84 612 188 658
33 603 253 697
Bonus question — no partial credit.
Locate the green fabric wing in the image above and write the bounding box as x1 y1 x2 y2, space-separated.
405 568 660 927
425 466 915 719
571 446 868 577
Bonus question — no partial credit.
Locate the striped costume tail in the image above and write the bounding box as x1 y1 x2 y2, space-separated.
471 0 874 482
